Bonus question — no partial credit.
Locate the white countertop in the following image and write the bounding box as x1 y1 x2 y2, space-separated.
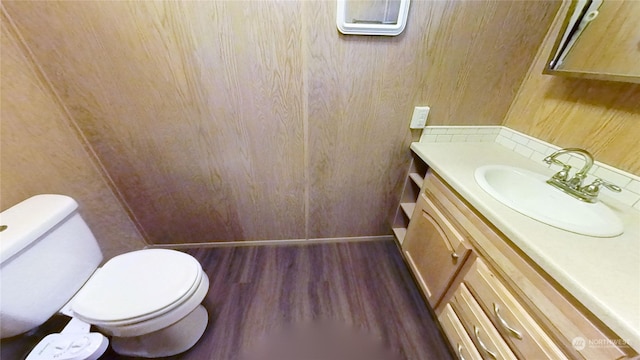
411 141 640 351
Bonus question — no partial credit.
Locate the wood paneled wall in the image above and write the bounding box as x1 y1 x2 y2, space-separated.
2 1 559 244
306 0 559 238
504 3 640 175
3 1 306 243
0 18 147 259
2 1 307 243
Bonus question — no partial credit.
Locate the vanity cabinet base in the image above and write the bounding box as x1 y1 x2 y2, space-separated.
400 168 636 359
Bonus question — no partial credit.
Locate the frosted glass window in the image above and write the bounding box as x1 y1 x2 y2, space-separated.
337 0 410 36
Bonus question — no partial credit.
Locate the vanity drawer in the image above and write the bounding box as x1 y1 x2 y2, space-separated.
438 303 483 360
464 259 568 359
449 283 518 360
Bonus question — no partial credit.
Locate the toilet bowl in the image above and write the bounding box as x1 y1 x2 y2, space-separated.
68 249 210 357
0 195 210 358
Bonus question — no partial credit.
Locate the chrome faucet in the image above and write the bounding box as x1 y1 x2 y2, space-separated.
542 148 621 203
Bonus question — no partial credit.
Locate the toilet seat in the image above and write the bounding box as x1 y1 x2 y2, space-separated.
71 249 204 328
96 272 209 338
79 271 204 328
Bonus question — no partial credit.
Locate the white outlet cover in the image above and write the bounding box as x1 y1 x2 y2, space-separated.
410 106 430 129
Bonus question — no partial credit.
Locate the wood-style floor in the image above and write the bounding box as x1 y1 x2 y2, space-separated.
2 240 453 359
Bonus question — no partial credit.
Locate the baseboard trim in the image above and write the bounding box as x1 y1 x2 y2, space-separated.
145 235 394 249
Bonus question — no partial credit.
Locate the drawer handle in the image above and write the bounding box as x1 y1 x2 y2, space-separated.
474 326 497 359
457 343 466 360
451 252 459 260
493 303 523 340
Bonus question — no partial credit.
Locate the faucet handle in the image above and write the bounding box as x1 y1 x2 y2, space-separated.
543 155 572 181
542 155 568 168
581 178 622 197
552 164 572 181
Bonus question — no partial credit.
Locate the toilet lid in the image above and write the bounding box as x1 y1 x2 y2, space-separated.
71 249 202 323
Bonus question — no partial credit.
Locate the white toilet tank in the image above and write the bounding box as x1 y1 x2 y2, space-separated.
0 194 103 338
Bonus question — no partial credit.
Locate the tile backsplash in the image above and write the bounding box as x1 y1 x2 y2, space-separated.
419 126 640 211
420 126 502 144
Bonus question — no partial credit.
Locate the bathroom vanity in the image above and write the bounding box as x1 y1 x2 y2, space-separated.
395 141 640 359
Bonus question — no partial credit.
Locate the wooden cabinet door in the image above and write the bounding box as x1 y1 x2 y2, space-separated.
403 193 472 307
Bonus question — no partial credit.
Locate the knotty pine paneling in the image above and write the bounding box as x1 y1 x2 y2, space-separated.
504 2 640 175
306 0 560 238
4 0 559 243
2 1 306 243
0 18 146 259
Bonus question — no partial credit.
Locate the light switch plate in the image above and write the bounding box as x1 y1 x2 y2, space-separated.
410 106 430 129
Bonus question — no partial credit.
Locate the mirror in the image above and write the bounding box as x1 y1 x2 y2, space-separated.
545 0 640 84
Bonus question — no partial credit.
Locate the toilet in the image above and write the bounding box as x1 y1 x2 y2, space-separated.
0 194 210 358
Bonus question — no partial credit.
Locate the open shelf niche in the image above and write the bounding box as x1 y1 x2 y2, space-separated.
392 153 427 243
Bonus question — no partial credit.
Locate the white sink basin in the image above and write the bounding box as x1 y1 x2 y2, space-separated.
474 165 624 237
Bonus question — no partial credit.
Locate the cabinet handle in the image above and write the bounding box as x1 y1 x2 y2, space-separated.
457 343 466 360
493 303 523 340
451 252 459 260
474 326 497 359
